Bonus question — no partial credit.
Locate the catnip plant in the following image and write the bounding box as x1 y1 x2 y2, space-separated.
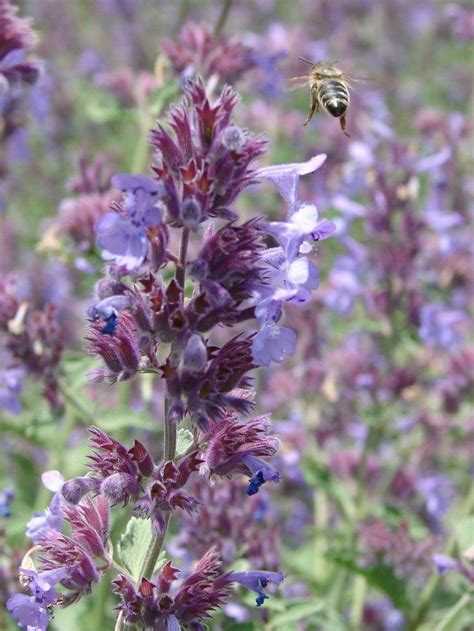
7 76 334 630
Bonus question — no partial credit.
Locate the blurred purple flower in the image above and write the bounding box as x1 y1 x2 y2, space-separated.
419 303 467 350
0 487 14 517
95 174 164 270
432 553 458 575
416 475 454 528
0 366 23 414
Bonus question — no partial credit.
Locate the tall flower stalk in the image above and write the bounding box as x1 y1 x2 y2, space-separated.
8 76 331 630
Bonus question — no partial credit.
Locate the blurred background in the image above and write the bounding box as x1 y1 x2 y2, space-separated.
1 1 473 629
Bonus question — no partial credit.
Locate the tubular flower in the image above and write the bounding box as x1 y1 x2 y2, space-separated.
201 412 281 494
85 311 142 383
6 567 70 631
95 174 165 270
35 494 110 606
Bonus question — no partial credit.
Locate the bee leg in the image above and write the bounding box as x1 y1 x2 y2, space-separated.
340 115 350 137
304 91 318 126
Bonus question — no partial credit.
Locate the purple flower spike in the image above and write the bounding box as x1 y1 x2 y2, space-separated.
257 154 326 214
95 174 164 270
230 570 284 607
252 324 296 366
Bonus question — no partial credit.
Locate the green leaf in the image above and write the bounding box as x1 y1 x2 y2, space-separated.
176 428 194 457
454 517 474 552
330 553 410 609
269 600 324 625
117 517 153 582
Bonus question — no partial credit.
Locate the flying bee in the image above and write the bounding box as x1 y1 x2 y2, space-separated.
290 58 358 137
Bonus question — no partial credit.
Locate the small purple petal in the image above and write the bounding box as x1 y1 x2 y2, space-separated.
252 324 297 366
41 471 64 493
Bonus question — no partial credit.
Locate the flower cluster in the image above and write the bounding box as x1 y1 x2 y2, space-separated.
160 22 256 84
7 492 110 627
113 546 284 628
0 277 65 410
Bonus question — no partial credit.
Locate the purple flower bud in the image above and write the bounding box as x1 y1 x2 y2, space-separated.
168 398 185 423
61 476 99 504
221 125 244 151
100 472 141 505
180 197 202 231
182 334 208 372
129 440 154 477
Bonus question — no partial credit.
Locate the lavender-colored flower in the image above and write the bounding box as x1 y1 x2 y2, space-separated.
432 553 459 575
6 566 69 631
95 174 164 270
252 323 296 367
229 570 284 606
257 154 326 215
26 471 64 542
419 303 467 350
266 203 335 260
0 366 23 414
416 475 453 529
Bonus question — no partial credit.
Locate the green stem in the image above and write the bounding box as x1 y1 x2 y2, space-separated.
213 0 233 37
173 0 191 35
136 404 176 583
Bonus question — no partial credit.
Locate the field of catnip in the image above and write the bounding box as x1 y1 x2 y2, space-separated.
1 1 473 630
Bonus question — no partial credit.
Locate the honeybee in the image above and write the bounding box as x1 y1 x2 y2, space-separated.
291 58 356 137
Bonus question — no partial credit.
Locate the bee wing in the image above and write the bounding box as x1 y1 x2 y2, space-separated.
286 76 309 92
342 73 374 85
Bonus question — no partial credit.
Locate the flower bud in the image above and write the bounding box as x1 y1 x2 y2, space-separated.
61 476 99 504
180 197 202 231
221 125 244 151
168 398 185 423
182 334 207 372
100 473 141 505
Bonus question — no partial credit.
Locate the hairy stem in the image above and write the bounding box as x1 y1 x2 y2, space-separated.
176 227 190 292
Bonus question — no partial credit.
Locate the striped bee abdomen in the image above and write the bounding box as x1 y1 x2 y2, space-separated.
318 79 349 118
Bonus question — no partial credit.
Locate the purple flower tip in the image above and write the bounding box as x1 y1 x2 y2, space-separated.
230 570 284 607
